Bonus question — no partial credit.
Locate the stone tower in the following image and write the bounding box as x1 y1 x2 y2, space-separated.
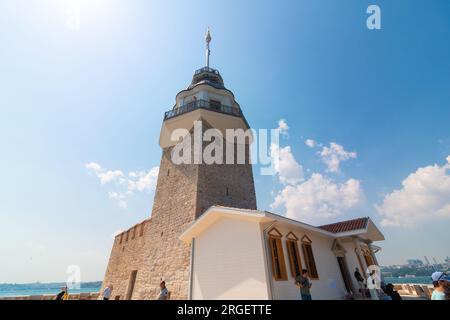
101 31 256 300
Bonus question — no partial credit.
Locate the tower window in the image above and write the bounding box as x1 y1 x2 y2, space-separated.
209 99 221 111
139 223 144 237
226 187 229 197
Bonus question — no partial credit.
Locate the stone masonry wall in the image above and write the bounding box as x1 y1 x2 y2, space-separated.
101 119 256 300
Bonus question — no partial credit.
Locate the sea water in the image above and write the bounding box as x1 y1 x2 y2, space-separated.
0 282 102 297
384 276 432 285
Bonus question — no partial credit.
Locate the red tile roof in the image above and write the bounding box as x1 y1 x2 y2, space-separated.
318 217 369 234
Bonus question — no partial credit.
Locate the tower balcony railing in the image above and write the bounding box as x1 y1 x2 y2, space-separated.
164 99 244 121
194 67 220 75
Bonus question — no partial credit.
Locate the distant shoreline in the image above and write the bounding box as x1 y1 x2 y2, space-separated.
0 282 102 298
384 276 432 285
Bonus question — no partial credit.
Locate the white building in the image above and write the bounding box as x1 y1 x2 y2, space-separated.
180 206 385 300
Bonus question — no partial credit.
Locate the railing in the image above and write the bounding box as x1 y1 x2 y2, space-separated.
164 99 243 121
194 67 220 75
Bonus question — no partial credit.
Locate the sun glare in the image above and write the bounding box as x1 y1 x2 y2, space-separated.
60 0 117 31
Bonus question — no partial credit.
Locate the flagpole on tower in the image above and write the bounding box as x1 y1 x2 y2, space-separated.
205 27 211 68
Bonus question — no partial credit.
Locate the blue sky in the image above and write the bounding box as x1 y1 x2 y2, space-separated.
1 0 449 283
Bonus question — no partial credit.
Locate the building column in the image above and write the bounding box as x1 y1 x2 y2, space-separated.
353 238 379 300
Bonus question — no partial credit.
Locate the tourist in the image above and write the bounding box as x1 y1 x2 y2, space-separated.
158 281 170 300
103 285 113 300
378 290 392 300
384 283 402 301
431 272 450 300
354 267 365 290
55 286 68 300
295 269 312 301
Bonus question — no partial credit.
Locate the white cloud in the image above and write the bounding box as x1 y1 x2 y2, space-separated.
319 142 357 173
375 156 450 227
277 119 289 136
86 163 159 209
305 139 316 148
99 170 124 184
85 162 102 172
85 162 124 184
271 173 363 225
271 144 303 185
127 167 159 193
270 135 363 225
108 192 128 208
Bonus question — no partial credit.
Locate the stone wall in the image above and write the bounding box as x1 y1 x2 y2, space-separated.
100 119 256 300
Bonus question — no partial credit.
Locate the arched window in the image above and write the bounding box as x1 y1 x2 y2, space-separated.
362 248 375 267
286 232 302 278
301 235 319 279
354 247 376 272
268 228 288 281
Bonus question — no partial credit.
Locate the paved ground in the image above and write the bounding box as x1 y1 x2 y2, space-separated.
400 295 428 300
